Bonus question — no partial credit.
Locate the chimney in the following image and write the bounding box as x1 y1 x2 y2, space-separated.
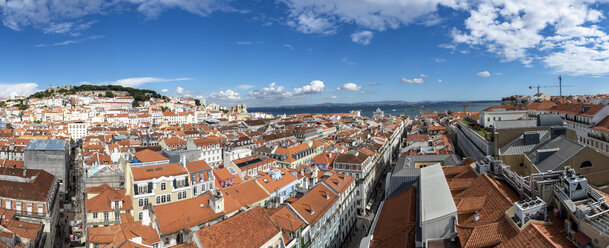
209 189 224 214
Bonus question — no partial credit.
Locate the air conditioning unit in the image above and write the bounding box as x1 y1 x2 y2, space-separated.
563 175 588 200
514 197 546 225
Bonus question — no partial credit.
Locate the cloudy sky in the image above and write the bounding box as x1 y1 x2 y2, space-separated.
1 0 609 107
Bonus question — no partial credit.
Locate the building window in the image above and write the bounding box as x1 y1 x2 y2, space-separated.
37 204 43 214
167 194 171 202
161 182 166 190
103 212 109 220
5 200 10 209
15 202 21 211
115 212 120 220
139 199 144 207
581 161 593 169
156 196 160 204
161 195 166 203
139 212 143 220
93 213 98 219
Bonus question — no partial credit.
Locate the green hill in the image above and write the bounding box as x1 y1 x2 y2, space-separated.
29 84 167 102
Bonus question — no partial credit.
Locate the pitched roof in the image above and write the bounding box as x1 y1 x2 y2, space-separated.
0 168 55 202
85 185 132 212
152 192 241 235
221 180 269 206
265 206 304 233
196 207 280 248
291 183 338 226
130 163 188 181
185 160 211 173
255 168 298 193
496 222 575 248
133 149 168 163
370 187 416 248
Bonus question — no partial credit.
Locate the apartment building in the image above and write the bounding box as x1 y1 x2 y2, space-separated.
0 167 60 247
85 184 132 227
333 149 374 215
187 137 223 166
68 121 88 140
125 163 192 221
185 160 214 197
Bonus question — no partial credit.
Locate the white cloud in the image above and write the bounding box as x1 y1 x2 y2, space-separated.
286 10 336 35
451 0 609 75
107 77 192 87
281 0 467 34
176 87 185 95
400 78 424 84
34 35 104 47
293 80 325 95
43 21 96 35
0 83 39 98
0 0 232 32
236 84 255 90
248 82 293 99
330 95 337 99
284 44 294 51
351 30 373 45
420 74 428 78
341 57 355 65
208 89 241 101
367 82 379 85
161 89 169 93
338 82 361 91
476 71 491 77
438 79 443 83
434 58 447 63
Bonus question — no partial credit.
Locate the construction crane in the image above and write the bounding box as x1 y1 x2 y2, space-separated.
529 83 572 95
455 104 471 117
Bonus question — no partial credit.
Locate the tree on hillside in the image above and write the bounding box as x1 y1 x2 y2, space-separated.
105 91 115 98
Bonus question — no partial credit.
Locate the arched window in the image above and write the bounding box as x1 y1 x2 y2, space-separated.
581 161 593 169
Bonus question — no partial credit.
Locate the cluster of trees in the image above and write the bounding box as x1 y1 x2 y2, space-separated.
28 85 169 102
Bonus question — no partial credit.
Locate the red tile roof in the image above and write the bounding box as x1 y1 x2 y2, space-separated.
133 149 168 163
131 163 188 181
196 207 280 248
370 187 416 248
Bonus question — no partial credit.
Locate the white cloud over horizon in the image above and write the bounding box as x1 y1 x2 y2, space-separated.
0 83 40 98
338 82 361 91
208 89 241 101
293 80 325 95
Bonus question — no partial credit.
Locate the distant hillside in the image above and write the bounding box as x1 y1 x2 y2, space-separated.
28 84 167 102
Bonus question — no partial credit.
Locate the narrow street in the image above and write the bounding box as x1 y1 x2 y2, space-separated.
341 130 405 248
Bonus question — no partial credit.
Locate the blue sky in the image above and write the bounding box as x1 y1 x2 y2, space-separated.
1 0 609 107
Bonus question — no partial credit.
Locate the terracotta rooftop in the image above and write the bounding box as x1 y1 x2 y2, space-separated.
196 206 280 248
133 149 168 163
85 185 132 212
153 192 241 235
370 187 416 248
0 167 55 202
131 163 188 181
221 180 269 207
291 183 338 226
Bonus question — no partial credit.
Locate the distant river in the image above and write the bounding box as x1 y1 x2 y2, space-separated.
249 101 500 117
